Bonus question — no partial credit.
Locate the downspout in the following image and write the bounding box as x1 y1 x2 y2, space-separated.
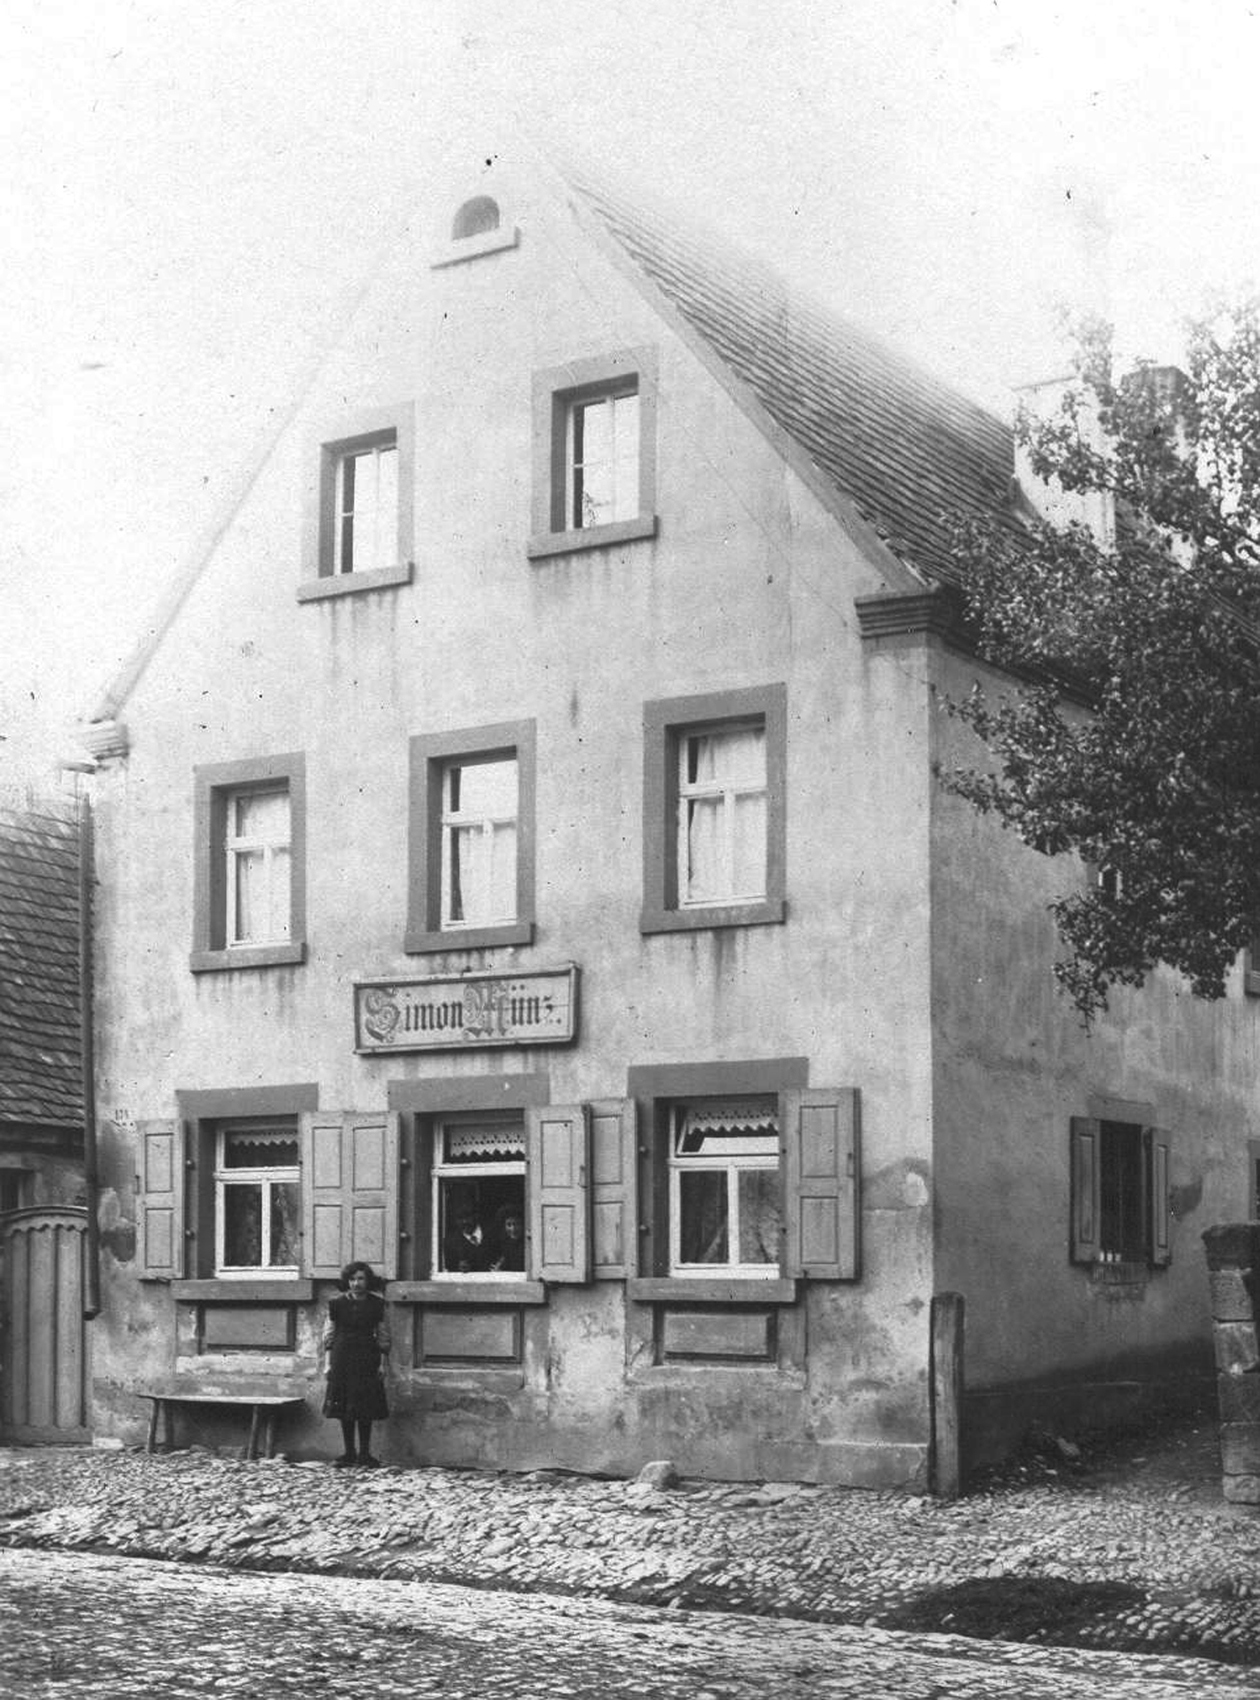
78 790 100 1320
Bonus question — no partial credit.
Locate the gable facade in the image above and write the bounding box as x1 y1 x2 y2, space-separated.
79 151 1251 1482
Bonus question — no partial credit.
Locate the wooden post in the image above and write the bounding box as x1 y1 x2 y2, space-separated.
930 1292 965 1499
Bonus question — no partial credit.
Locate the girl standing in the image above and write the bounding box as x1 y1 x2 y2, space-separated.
321 1261 390 1467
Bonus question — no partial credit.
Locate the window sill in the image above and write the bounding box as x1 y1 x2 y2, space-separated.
526 514 658 560
430 227 520 268
171 1280 315 1302
628 1277 798 1305
403 921 535 955
190 943 307 973
388 1280 547 1306
297 562 413 602
639 899 786 936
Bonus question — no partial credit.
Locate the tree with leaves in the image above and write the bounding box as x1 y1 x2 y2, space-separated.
944 299 1260 1020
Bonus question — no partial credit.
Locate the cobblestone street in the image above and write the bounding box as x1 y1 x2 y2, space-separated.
5 1549 1259 1700
2 1415 1259 1694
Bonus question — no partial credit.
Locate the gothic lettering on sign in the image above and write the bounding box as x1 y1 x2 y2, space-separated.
353 968 577 1052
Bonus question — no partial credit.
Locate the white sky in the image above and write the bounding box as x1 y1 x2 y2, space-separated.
3 0 1259 779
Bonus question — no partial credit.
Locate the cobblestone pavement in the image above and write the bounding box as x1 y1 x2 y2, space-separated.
4 1549 1259 1700
1 1415 1258 1680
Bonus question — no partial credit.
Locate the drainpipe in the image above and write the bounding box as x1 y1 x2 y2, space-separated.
76 786 101 1320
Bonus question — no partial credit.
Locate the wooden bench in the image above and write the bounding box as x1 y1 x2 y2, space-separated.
138 1386 307 1460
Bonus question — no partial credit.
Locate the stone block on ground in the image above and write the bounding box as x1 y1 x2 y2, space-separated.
1222 1474 1260 1505
1220 1423 1260 1476
1218 1370 1260 1424
634 1460 678 1490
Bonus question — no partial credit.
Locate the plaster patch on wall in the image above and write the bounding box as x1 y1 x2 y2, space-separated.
1170 1177 1203 1220
865 1159 931 1211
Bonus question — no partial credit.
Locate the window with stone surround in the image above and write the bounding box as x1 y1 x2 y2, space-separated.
191 753 306 973
299 404 415 602
1070 1117 1172 1268
527 348 658 560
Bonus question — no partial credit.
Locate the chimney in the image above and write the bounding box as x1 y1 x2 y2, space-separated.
1012 375 1117 550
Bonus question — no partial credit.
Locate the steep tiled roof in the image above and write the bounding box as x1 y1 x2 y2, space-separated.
566 169 1016 586
0 797 83 1129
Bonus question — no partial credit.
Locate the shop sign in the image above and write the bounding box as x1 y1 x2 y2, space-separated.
354 966 577 1053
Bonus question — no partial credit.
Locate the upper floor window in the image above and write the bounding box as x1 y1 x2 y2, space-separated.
225 786 291 947
441 756 519 929
567 388 640 530
406 721 536 954
333 436 399 576
528 349 658 560
192 753 307 973
452 196 500 239
641 684 786 935
298 405 415 603
678 722 766 907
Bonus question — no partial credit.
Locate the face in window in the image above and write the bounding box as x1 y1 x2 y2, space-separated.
433 1119 526 1276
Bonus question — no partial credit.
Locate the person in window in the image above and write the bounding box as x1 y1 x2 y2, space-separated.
320 1261 390 1467
490 1204 526 1272
442 1204 492 1273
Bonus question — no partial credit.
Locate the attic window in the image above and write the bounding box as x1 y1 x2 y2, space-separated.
452 197 500 240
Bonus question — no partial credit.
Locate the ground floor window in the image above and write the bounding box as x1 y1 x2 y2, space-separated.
668 1097 781 1275
214 1121 300 1276
432 1115 526 1275
1071 1115 1172 1268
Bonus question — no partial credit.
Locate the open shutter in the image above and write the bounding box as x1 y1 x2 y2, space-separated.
1070 1116 1101 1264
590 1099 637 1278
1147 1126 1172 1267
136 1118 185 1278
782 1088 859 1280
301 1112 400 1279
527 1103 590 1283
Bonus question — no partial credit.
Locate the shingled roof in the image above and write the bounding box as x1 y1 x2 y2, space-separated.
0 796 84 1130
565 166 1016 586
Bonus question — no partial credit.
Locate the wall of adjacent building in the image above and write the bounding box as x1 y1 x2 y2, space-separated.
926 638 1246 1461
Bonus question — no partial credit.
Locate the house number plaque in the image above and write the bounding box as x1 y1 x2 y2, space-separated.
354 966 577 1053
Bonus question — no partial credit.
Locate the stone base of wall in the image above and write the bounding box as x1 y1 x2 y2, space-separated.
963 1365 1215 1472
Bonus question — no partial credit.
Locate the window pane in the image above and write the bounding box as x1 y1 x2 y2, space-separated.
684 795 723 901
223 1184 263 1267
371 447 398 570
737 1169 781 1264
234 789 289 842
455 759 516 818
612 393 640 521
269 846 292 941
269 1183 301 1266
487 821 517 918
447 824 475 922
679 1170 728 1264
731 792 767 896
233 849 263 942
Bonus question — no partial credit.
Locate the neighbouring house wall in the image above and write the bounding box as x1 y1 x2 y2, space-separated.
88 163 940 1485
927 640 1243 1461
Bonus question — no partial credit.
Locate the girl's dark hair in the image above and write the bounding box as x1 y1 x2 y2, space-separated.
338 1260 385 1293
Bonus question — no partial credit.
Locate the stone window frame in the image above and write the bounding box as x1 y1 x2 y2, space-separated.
526 347 659 561
404 720 537 954
640 683 787 935
298 402 415 603
191 752 307 973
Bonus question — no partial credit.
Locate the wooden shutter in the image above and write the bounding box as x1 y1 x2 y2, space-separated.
136 1119 185 1278
783 1089 859 1280
1070 1116 1101 1264
527 1104 590 1283
301 1112 400 1279
590 1099 637 1278
1147 1126 1172 1267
